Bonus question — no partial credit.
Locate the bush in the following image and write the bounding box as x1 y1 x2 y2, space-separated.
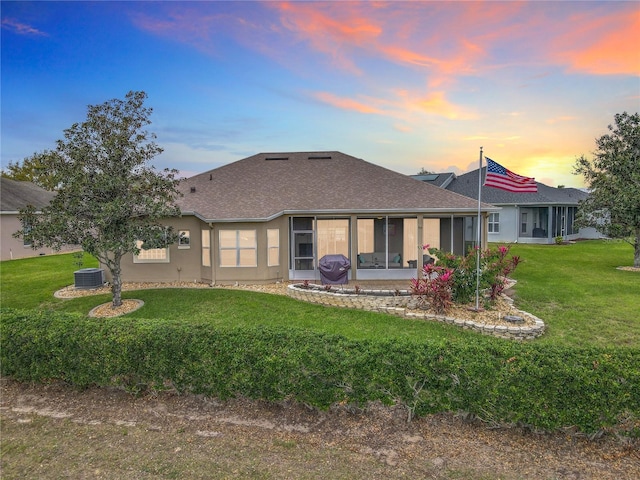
2 308 638 436
419 245 521 307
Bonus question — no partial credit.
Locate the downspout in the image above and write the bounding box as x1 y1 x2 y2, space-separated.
209 222 216 286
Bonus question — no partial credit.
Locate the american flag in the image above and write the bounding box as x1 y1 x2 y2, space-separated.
484 158 538 193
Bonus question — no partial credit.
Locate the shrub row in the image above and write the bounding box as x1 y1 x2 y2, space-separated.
1 308 638 436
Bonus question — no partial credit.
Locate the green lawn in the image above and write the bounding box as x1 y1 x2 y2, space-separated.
1 240 638 348
508 239 639 347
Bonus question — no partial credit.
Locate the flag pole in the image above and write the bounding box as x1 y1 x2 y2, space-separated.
475 147 483 311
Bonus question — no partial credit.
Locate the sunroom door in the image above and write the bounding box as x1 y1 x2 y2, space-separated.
291 217 315 274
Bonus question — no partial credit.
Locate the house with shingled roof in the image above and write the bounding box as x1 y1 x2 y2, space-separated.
118 151 498 285
413 167 602 244
1 177 78 260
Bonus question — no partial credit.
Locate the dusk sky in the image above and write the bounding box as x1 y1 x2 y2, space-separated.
2 1 638 188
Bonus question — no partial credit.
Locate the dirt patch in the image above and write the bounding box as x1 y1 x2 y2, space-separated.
1 378 638 479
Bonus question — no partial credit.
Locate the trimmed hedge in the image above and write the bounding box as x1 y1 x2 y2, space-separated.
1 308 638 435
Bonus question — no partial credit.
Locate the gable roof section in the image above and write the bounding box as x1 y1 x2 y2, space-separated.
445 167 589 205
0 177 55 212
178 151 495 222
411 172 456 188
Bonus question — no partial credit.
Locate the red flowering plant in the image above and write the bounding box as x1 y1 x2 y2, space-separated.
482 245 521 300
411 245 521 310
410 263 455 314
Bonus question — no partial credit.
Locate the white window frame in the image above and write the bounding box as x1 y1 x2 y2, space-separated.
133 240 170 263
219 229 257 267
201 229 211 267
178 230 191 249
267 228 280 267
488 213 500 233
23 223 32 247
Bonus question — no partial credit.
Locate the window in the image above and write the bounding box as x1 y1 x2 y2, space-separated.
134 240 169 263
219 230 257 267
423 218 440 250
567 207 577 235
521 212 528 234
178 230 190 249
267 229 279 266
201 229 211 267
23 223 32 247
488 213 500 233
317 219 349 259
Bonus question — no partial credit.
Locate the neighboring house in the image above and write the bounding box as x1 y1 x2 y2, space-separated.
413 167 602 244
0 177 76 260
118 151 498 285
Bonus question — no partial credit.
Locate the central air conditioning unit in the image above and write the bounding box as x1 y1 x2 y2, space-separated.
74 268 104 289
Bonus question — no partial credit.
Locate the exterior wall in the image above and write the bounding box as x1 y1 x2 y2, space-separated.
209 218 288 285
0 214 78 260
575 227 603 240
117 215 289 285
117 212 488 285
116 215 206 283
486 206 602 245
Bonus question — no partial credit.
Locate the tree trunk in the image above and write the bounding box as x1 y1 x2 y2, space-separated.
634 229 640 268
110 255 123 308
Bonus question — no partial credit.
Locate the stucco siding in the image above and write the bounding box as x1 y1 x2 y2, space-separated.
1 214 78 260
117 216 290 285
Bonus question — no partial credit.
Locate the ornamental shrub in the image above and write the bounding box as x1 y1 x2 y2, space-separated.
409 264 454 314
419 245 521 308
1 308 638 436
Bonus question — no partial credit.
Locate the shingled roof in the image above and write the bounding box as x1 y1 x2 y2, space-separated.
445 167 589 205
1 177 55 212
178 151 495 222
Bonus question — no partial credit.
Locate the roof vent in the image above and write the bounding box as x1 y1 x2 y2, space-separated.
308 155 332 160
190 186 196 193
265 156 289 161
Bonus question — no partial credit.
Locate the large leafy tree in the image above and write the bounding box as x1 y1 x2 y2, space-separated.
1 152 59 191
15 91 182 306
574 112 640 267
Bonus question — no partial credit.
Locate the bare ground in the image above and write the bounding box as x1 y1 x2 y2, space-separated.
1 378 638 480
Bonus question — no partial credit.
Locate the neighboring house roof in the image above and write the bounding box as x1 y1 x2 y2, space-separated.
441 167 589 205
410 172 456 188
0 177 55 212
178 151 495 222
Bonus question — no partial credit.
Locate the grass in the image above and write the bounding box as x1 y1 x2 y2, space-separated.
0 252 98 310
1 240 638 348
508 239 639 347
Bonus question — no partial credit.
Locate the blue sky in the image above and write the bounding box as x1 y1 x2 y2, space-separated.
2 1 638 187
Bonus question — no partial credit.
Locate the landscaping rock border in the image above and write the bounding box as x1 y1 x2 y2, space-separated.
287 284 545 341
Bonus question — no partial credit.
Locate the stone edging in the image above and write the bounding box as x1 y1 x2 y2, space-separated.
287 284 545 341
88 299 145 318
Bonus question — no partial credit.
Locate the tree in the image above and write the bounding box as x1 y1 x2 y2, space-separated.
15 91 182 306
416 167 435 175
574 112 640 267
1 152 59 191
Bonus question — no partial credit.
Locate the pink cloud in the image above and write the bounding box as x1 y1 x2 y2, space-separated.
273 1 382 74
551 10 640 75
313 92 383 114
130 9 232 56
1 18 47 36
